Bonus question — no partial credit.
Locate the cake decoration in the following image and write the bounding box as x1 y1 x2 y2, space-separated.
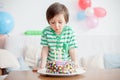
46 61 76 74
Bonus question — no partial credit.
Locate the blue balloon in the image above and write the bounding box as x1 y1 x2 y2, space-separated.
77 11 87 20
0 11 14 34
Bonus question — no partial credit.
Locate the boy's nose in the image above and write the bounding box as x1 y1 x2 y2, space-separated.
55 23 59 29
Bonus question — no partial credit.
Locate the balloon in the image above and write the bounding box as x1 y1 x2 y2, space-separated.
86 16 99 29
0 11 14 34
94 7 107 17
78 0 91 10
85 7 94 16
77 11 87 20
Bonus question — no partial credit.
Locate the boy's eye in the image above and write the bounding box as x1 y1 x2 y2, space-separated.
50 22 55 24
50 22 62 24
59 22 62 24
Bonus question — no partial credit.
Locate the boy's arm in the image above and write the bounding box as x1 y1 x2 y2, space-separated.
40 46 49 68
69 48 79 66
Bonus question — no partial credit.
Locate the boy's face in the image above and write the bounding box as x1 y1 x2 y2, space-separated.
49 14 66 34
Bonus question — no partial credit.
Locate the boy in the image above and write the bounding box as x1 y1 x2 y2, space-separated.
40 2 78 69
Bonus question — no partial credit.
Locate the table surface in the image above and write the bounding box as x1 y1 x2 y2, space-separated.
4 69 120 80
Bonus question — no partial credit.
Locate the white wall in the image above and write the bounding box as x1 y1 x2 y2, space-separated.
0 0 120 56
0 0 120 35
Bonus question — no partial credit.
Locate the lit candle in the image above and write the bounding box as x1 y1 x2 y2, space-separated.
53 49 57 61
58 48 63 61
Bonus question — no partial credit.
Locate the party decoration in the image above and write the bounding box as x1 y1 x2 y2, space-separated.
0 11 14 34
78 0 91 10
94 7 107 17
77 11 87 20
86 16 99 28
77 0 107 29
24 30 42 35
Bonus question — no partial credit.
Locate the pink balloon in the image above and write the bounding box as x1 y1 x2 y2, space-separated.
94 7 107 17
78 0 91 10
86 16 99 29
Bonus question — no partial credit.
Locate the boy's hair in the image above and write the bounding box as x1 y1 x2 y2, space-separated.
46 2 69 23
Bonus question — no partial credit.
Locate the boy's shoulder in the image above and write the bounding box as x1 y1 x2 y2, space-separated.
65 26 73 31
42 26 55 35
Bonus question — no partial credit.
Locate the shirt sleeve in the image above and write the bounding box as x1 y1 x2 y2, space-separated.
40 29 48 46
69 28 78 49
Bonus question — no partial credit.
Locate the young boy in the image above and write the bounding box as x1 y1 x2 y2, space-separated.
40 2 78 69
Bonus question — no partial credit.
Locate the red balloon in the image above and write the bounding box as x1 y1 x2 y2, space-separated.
94 7 107 17
78 0 91 10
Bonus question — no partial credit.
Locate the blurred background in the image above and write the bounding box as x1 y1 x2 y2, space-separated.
0 0 120 56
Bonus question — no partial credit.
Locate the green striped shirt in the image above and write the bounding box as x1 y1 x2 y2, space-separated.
41 26 77 61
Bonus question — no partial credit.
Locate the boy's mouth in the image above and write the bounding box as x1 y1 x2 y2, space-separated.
55 30 61 34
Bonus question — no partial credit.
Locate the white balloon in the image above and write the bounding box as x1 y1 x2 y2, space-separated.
85 7 94 16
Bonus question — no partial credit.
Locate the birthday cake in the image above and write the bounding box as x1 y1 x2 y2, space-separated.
46 61 76 74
